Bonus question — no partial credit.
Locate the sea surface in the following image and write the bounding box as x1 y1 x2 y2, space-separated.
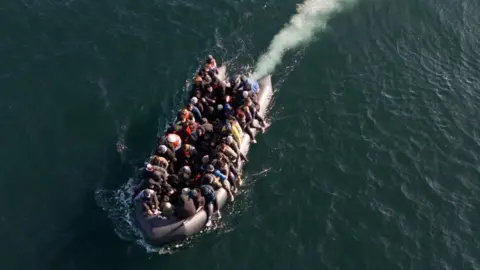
2 0 480 269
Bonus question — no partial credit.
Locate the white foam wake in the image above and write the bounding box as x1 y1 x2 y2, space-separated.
252 0 357 79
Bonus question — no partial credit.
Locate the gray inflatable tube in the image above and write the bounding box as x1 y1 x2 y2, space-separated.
134 65 273 246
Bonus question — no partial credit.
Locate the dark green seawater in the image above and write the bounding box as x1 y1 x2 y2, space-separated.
3 0 480 269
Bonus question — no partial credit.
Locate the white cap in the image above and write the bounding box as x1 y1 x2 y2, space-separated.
167 133 177 143
158 145 167 153
146 163 153 170
202 155 210 164
217 104 223 111
182 187 190 195
190 97 198 104
226 136 233 144
181 165 191 174
163 202 172 210
242 91 249 98
145 189 155 197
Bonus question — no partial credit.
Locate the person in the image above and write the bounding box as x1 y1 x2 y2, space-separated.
187 102 202 123
205 163 234 201
167 174 183 195
215 103 225 121
176 188 196 218
176 144 198 169
166 133 182 151
232 74 250 92
228 117 243 145
202 86 216 107
135 175 173 197
236 103 259 143
190 76 204 97
162 202 174 217
156 144 177 173
175 109 195 130
143 163 168 183
236 90 250 107
247 77 260 93
245 97 266 128
223 103 235 118
135 188 160 217
201 169 222 189
225 135 247 161
191 127 209 158
198 68 212 85
215 142 237 162
149 155 169 169
211 158 236 200
206 55 217 73
178 165 199 188
200 184 221 227
188 189 205 212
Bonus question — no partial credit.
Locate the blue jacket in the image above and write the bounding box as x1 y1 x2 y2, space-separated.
213 170 227 181
247 78 260 93
191 106 202 122
200 165 227 181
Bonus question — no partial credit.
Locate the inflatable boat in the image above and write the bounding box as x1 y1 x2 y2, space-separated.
134 65 273 246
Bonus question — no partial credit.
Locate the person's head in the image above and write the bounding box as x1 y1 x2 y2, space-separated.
202 155 210 164
190 97 198 105
207 55 213 61
167 133 177 143
145 188 155 198
182 187 190 196
201 118 208 124
150 156 164 166
162 202 173 215
188 189 198 198
186 103 194 111
216 143 225 152
207 86 213 92
146 163 154 172
180 166 191 178
217 104 223 111
182 144 192 157
177 111 186 121
194 90 202 98
207 106 214 114
206 164 215 173
215 159 225 169
195 76 202 85
202 174 214 185
242 91 249 99
244 97 252 106
197 126 205 137
240 74 247 82
157 145 168 154
226 135 233 144
224 103 232 111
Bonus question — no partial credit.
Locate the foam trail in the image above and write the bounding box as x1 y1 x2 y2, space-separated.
252 0 357 79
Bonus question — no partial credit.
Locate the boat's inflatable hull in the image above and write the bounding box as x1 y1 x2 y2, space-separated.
134 66 273 246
